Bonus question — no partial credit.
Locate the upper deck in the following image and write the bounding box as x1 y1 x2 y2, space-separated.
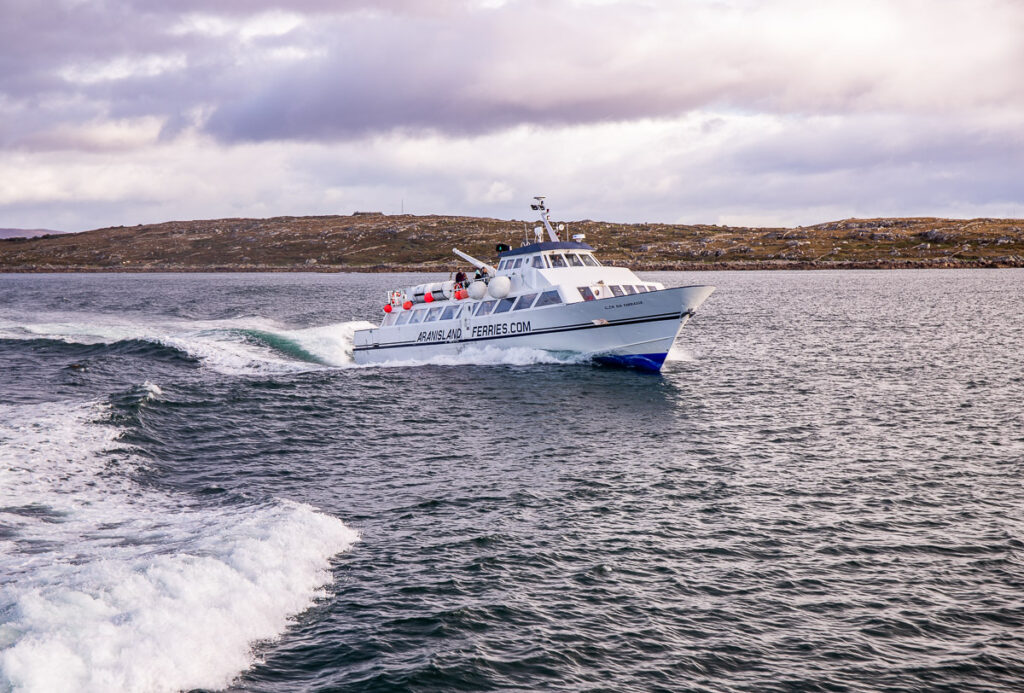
375 197 666 329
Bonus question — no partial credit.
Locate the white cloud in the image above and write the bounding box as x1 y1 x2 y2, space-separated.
1 0 1022 230
17 116 166 153
169 11 306 40
57 54 187 85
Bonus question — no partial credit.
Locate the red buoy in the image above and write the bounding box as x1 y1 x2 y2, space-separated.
383 304 393 313
424 293 434 303
403 300 413 310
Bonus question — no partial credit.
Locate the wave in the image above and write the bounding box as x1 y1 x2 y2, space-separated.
0 315 377 376
0 314 598 374
0 399 359 693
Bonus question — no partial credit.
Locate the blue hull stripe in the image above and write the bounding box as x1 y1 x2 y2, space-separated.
592 352 669 373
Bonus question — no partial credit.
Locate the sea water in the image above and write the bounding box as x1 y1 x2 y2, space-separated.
1 270 1022 692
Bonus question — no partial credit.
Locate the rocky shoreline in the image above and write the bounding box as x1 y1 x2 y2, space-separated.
4 257 1022 273
2 213 1022 273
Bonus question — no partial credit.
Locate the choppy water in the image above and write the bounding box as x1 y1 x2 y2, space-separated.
1 270 1022 692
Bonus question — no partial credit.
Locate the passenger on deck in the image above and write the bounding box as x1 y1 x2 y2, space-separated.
455 270 467 285
474 267 484 280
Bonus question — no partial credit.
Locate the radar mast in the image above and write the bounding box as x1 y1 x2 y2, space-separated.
530 196 560 242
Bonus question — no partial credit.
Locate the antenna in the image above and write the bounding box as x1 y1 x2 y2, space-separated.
531 196 559 242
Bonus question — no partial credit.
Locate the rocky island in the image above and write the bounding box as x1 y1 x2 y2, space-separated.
2 213 1022 272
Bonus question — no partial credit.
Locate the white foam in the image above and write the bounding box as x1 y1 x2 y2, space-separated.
141 381 162 400
360 344 590 369
666 344 697 362
0 401 359 693
282 320 377 367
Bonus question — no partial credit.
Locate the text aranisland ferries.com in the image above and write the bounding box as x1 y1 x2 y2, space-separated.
416 320 532 343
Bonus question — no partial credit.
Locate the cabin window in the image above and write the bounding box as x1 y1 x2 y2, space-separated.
535 290 562 307
577 286 596 302
424 307 443 322
409 309 426 323
512 258 523 269
531 255 545 269
549 254 567 268
475 300 497 316
382 312 398 326
568 253 584 267
647 285 658 292
609 285 624 297
622 285 637 295
441 305 459 320
513 293 537 310
396 311 412 325
635 285 648 293
581 254 600 267
492 297 516 314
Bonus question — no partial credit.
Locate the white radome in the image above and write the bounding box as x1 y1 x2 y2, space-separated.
467 280 488 300
486 276 511 299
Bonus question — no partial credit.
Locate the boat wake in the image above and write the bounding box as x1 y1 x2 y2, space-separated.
0 399 359 693
0 314 598 374
0 314 376 375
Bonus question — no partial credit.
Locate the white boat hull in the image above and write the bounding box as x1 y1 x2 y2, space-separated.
353 285 714 371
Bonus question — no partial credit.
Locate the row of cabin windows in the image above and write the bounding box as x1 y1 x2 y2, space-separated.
577 284 658 301
496 253 600 271
473 289 561 316
381 289 563 327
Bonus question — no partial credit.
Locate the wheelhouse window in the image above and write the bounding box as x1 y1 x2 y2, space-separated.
409 309 426 323
568 254 584 267
492 297 516 314
512 258 523 269
609 285 624 297
513 293 537 310
581 254 600 267
382 312 398 326
549 254 567 268
475 300 497 316
577 286 596 302
531 255 546 269
622 285 637 295
425 306 443 322
635 285 648 293
535 290 562 307
396 311 412 325
441 305 459 320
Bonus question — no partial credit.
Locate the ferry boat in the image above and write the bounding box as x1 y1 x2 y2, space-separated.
352 198 714 371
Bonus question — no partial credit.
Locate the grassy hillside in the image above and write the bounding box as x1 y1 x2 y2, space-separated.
1 213 1022 272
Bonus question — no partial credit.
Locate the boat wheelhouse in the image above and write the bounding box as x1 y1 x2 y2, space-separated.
353 197 714 371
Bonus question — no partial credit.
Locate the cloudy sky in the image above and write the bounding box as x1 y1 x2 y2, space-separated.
1 0 1022 231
